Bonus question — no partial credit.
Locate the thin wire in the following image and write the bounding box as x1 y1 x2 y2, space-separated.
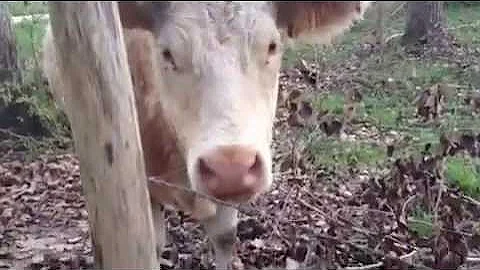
148 176 241 209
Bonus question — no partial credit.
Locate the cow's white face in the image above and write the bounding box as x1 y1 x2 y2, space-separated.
119 1 371 204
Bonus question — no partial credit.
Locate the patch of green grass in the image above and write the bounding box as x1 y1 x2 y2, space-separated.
356 55 479 129
396 128 440 157
13 17 48 83
368 58 454 93
408 208 434 238
14 18 47 60
446 2 480 46
411 128 439 146
360 95 411 129
281 43 352 69
363 104 401 128
446 157 480 198
309 137 386 168
411 63 454 85
0 82 70 138
7 2 48 16
349 64 456 130
314 93 345 115
282 45 315 68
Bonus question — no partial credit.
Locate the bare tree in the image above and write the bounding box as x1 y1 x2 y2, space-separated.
375 2 385 47
402 1 447 46
0 2 19 84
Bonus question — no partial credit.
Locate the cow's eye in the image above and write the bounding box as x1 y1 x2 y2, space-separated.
162 49 177 69
267 42 277 55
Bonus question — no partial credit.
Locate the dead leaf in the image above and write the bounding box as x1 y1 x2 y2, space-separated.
414 84 447 122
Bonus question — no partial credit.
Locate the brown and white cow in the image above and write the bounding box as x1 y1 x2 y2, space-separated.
43 2 372 268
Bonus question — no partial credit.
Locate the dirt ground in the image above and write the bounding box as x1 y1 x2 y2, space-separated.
2 41 480 269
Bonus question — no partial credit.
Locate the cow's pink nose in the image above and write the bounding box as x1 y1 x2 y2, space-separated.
197 145 264 202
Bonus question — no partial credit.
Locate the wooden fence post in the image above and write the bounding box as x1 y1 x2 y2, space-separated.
47 2 158 268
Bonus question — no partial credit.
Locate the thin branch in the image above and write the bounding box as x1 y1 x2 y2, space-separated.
298 196 376 237
389 2 406 18
433 180 444 226
315 234 434 270
407 218 473 238
0 127 30 140
336 206 395 217
344 249 417 270
466 257 480 263
448 21 480 30
400 194 418 224
384 33 403 44
461 194 480 207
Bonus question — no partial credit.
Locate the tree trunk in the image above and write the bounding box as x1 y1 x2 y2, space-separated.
0 2 20 84
402 1 446 46
375 2 385 46
47 2 158 268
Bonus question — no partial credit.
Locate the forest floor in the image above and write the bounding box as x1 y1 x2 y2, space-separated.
2 2 480 270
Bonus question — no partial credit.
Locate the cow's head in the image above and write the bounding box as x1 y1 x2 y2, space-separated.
119 2 371 204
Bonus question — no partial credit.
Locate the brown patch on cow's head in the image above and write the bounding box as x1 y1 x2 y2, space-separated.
119 2 371 41
118 2 169 31
273 1 371 43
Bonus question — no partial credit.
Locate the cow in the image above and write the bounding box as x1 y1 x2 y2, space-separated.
42 2 372 269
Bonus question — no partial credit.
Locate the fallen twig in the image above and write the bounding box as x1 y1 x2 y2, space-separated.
335 206 395 217
400 194 418 226
461 194 480 207
466 257 480 263
0 127 28 140
388 2 406 18
407 218 474 238
384 33 403 44
298 196 376 237
297 196 329 217
433 180 445 226
448 21 480 30
315 234 433 270
344 249 416 270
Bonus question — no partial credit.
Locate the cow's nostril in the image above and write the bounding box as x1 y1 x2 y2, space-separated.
248 153 262 178
196 145 265 201
198 157 220 192
198 157 215 179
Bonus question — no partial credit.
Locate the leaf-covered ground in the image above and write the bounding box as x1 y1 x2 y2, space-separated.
2 2 480 270
2 50 480 269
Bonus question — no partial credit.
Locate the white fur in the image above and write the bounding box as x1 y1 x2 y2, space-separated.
152 2 282 198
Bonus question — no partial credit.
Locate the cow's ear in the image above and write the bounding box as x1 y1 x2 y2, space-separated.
118 2 169 31
273 1 372 44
